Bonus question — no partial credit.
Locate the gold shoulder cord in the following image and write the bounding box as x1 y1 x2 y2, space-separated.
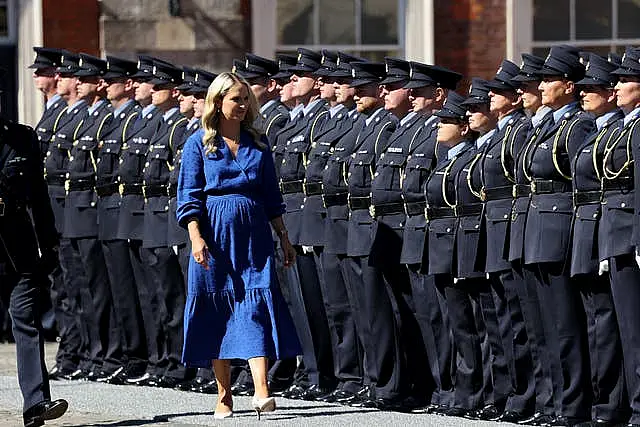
500 123 523 183
400 126 425 189
522 126 542 182
590 126 609 181
265 113 284 137
551 119 571 180
52 106 69 133
373 121 394 178
121 112 138 143
603 119 639 179
91 113 113 172
442 153 461 208
168 118 188 171
304 111 329 169
407 124 424 154
466 153 483 199
72 119 84 141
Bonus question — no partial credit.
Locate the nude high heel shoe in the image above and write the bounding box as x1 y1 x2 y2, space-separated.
252 396 276 420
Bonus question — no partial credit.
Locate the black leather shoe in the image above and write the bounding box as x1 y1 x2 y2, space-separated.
126 373 161 386
155 376 182 389
99 367 125 385
301 384 333 401
375 397 413 413
443 407 470 418
194 379 218 394
474 403 503 421
320 389 355 403
519 412 556 425
23 399 68 427
63 368 89 381
348 385 376 408
282 384 307 399
48 365 75 381
231 381 254 396
268 378 293 396
499 411 531 423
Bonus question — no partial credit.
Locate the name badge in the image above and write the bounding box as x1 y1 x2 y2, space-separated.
388 147 403 153
291 135 305 142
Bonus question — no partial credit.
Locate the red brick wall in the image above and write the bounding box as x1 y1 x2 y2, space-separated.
434 0 506 92
42 0 100 55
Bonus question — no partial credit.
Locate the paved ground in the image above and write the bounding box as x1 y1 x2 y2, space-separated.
0 343 518 427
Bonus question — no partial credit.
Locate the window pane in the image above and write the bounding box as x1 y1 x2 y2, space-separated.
533 0 569 41
277 0 314 45
619 0 640 38
0 6 7 37
578 45 615 56
532 47 551 59
319 0 355 44
575 0 611 39
351 50 400 62
361 0 398 45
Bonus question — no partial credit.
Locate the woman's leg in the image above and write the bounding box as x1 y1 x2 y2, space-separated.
248 357 269 399
212 360 232 412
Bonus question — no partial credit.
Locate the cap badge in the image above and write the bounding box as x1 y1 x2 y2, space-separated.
520 60 525 68
137 60 141 69
245 58 250 68
546 52 552 63
182 71 186 80
321 56 326 65
409 67 414 78
385 63 389 73
78 58 83 67
297 53 302 61
496 66 503 75
152 66 157 75
585 62 590 71
622 53 627 63
579 57 585 65
232 65 237 73
352 68 357 78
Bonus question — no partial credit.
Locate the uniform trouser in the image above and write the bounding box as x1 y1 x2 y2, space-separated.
524 262 591 419
609 254 640 425
320 251 363 393
344 255 401 400
513 260 555 415
101 239 147 373
70 237 122 373
408 266 454 407
440 275 485 411
140 246 187 379
51 237 84 372
8 272 51 411
578 271 628 422
487 270 536 414
175 242 190 292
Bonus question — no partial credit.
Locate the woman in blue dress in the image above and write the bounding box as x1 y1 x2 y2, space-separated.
177 72 300 419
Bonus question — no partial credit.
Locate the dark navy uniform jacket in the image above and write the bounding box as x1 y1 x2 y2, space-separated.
345 108 396 257
142 108 188 249
320 112 366 255
168 117 201 246
63 99 113 239
400 115 440 265
299 105 353 247
255 100 289 146
0 119 58 275
271 109 303 180
479 110 530 273
44 100 88 233
116 105 163 241
278 100 329 245
523 103 595 265
369 111 424 266
423 142 474 275
35 95 68 159
571 109 623 275
509 109 553 262
95 100 140 241
599 111 640 259
455 144 485 278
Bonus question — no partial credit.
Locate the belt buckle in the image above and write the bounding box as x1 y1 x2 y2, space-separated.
530 181 536 194
512 185 517 198
403 203 409 216
480 188 487 202
279 181 285 193
369 205 376 218
322 194 327 208
424 207 429 222
0 199 4 217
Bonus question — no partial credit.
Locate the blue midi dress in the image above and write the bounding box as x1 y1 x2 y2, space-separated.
176 129 301 367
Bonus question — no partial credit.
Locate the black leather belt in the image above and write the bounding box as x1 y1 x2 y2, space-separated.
404 201 426 216
96 183 120 197
530 179 571 194
322 193 348 208
482 186 512 201
425 206 455 220
46 175 66 186
67 179 95 192
121 183 143 196
370 202 404 217
602 177 633 192
279 180 304 194
455 203 483 217
573 190 601 206
512 184 531 198
303 181 323 196
348 196 371 210
143 184 168 198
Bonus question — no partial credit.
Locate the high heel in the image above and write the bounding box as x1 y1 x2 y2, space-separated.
213 410 233 419
252 396 276 420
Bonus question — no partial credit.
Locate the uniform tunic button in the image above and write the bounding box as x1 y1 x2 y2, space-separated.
503 214 508 219
374 172 379 177
155 154 160 158
90 202 96 207
358 161 362 165
552 206 557 211
300 205 304 209
165 206 169 211
69 156 74 161
136 149 140 154
475 224 479 229
446 227 451 232
593 213 598 218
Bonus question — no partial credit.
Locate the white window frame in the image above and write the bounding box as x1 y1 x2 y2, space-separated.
0 0 17 45
275 0 406 58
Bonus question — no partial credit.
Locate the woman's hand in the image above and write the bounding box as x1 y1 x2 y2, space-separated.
280 233 296 268
191 236 210 270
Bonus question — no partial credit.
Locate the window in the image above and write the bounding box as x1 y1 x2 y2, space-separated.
531 0 640 57
0 0 16 43
276 0 404 61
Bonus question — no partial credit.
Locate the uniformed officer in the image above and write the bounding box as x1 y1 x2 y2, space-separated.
423 91 482 417
481 60 537 422
523 45 594 424
602 46 640 427
0 113 69 427
96 55 148 385
343 61 399 408
138 60 189 388
402 61 462 413
272 54 299 111
572 52 628 426
28 47 81 381
65 53 122 381
120 55 166 386
369 57 431 410
509 53 556 426
46 52 92 379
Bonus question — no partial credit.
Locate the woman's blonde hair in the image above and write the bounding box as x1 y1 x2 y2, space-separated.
201 72 264 154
